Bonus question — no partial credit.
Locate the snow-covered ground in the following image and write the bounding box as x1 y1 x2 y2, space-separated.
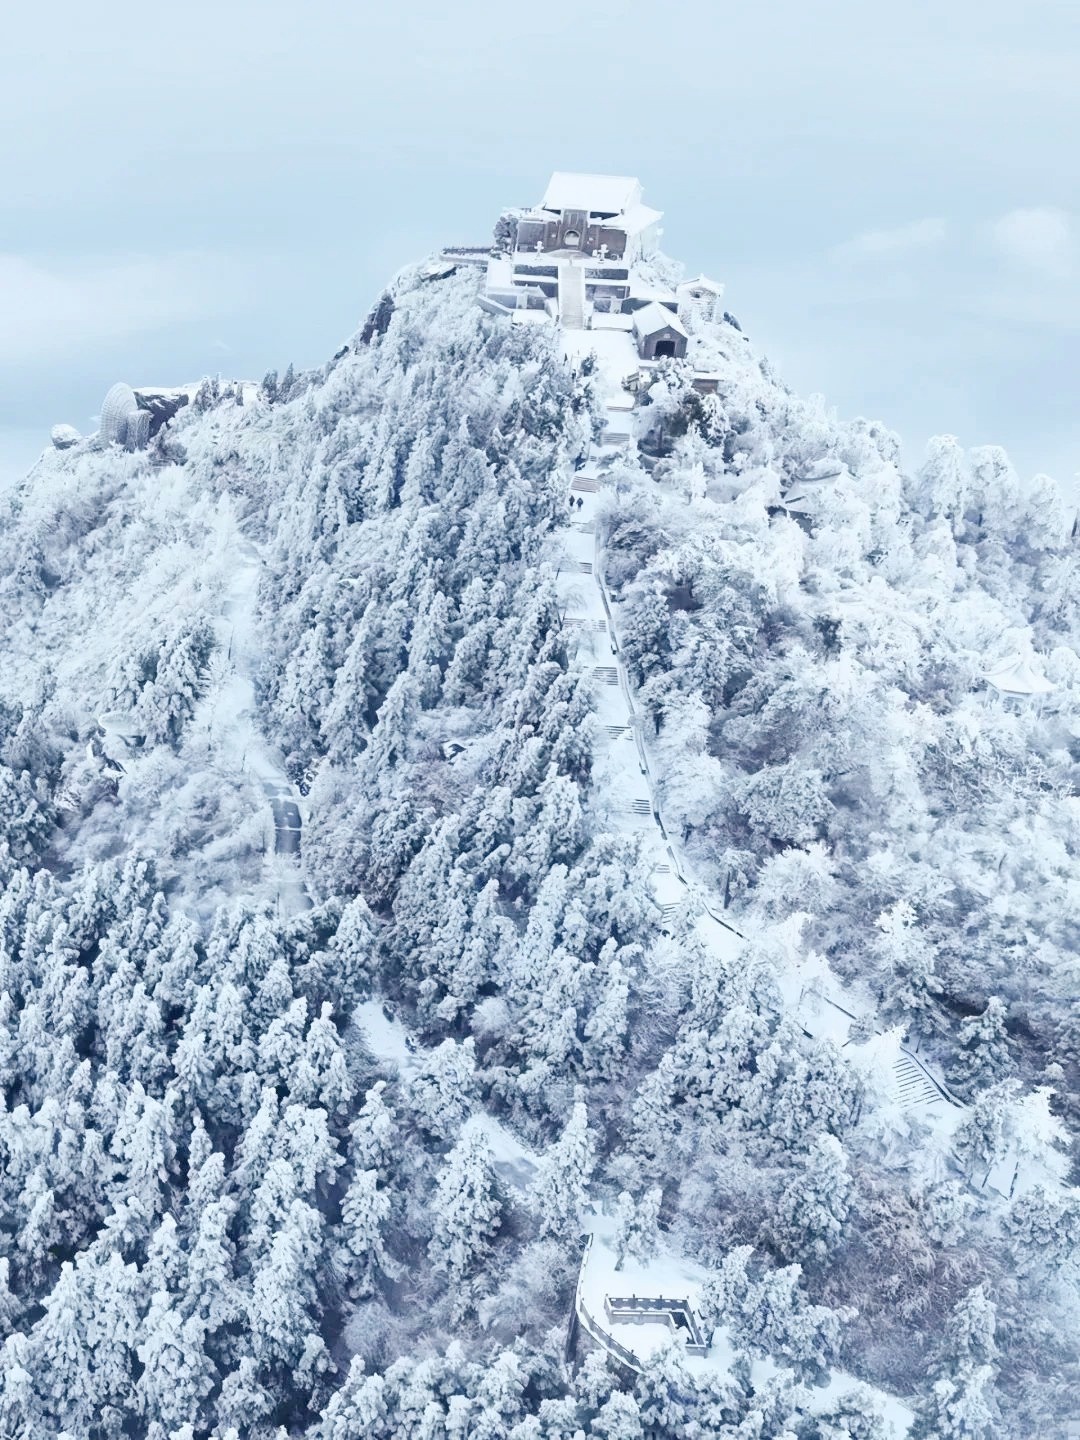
577 1203 914 1437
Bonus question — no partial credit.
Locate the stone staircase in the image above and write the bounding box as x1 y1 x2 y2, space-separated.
891 1049 950 1108
558 262 586 329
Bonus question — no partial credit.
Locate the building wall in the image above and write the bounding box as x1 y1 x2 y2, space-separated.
515 213 629 259
638 327 688 361
586 285 629 305
516 218 546 252
595 225 628 258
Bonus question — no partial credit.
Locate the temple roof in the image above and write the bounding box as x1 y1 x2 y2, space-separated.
632 301 689 338
982 653 1054 696
678 274 724 296
541 172 643 216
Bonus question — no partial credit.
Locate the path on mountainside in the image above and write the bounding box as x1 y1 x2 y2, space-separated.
212 532 311 918
551 320 981 1394
555 352 957 1119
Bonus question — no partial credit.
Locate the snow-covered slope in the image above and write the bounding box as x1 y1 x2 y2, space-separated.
0 254 1077 1438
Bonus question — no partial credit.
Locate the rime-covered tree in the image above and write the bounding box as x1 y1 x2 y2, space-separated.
772 1133 852 1264
530 1100 595 1239
613 1185 662 1270
428 1123 502 1315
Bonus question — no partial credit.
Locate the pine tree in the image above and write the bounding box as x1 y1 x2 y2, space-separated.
248 1198 325 1368
294 1002 353 1118
214 1356 277 1436
530 1100 595 1239
873 900 941 1026
338 1168 401 1297
634 1343 696 1437
592 1390 645 1440
1005 1184 1080 1269
428 1123 502 1315
135 1292 216 1435
25 1262 97 1434
950 997 1011 1094
772 1133 852 1263
348 1081 397 1179
583 954 630 1080
183 1198 242 1333
314 1358 391 1440
953 1082 1014 1181
909 1286 1000 1438
408 1038 476 1142
613 1185 662 1270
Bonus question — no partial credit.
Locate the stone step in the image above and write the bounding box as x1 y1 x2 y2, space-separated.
593 666 619 686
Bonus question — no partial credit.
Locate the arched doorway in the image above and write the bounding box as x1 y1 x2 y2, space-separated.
654 339 676 358
563 229 581 248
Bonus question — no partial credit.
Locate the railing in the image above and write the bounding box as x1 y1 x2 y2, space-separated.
574 1237 643 1373
604 1295 710 1355
591 541 746 946
573 1238 713 1371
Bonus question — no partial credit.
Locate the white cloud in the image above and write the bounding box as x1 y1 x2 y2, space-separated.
830 217 947 262
988 206 1075 275
0 252 250 367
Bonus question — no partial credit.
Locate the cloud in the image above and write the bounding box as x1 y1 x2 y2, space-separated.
988 206 1075 275
0 252 251 368
830 217 947 262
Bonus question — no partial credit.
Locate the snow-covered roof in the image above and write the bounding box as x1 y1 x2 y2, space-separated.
632 301 689 339
619 201 663 235
982 653 1054 696
590 312 635 332
541 172 643 216
628 280 677 304
678 274 724 296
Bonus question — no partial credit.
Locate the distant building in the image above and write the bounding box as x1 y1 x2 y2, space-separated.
677 275 725 323
100 383 150 450
512 173 662 262
486 173 665 322
480 173 716 364
97 382 190 451
632 302 688 360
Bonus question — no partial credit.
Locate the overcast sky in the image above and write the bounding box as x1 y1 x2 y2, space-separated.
2 0 1078 489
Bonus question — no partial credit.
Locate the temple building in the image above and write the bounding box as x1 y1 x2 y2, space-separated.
512 172 662 261
480 172 718 366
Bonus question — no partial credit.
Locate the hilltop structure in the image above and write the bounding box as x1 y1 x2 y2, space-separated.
512 172 662 262
481 172 721 367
